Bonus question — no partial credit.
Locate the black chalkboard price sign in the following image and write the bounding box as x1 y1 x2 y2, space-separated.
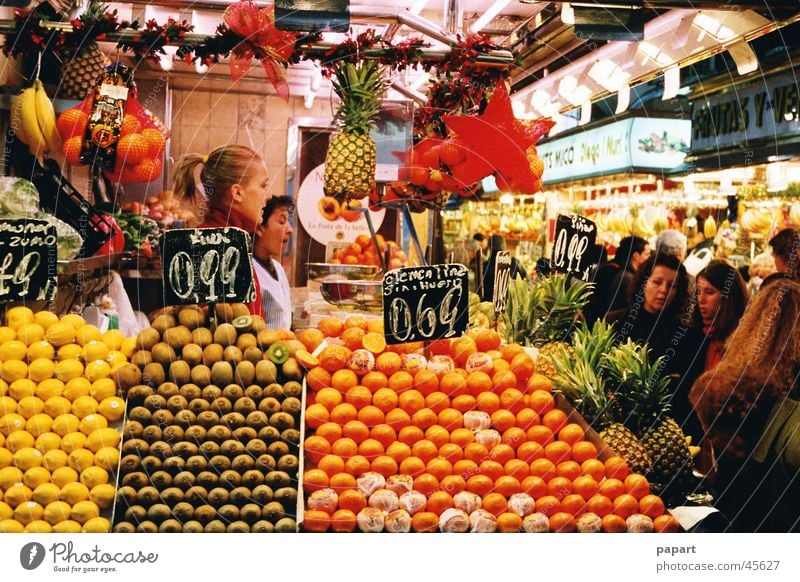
0 218 57 302
382 264 469 345
161 227 255 306
551 214 597 281
493 251 512 315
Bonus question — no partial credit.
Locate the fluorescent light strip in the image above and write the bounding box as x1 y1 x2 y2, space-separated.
409 0 430 16
470 0 513 34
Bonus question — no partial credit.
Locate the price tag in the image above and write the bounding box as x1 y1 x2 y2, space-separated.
551 214 597 281
161 227 255 306
493 251 512 315
0 218 58 302
382 264 469 345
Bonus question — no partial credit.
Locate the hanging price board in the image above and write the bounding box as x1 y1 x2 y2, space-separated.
0 219 58 302
551 214 597 281
382 264 469 345
493 251 512 314
161 227 255 306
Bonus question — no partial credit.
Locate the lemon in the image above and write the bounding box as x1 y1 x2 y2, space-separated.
85 360 111 383
59 432 87 453
59 482 89 505
57 343 83 361
0 378 7 396
6 306 35 330
35 431 61 453
13 447 43 471
0 447 12 469
9 378 35 400
82 515 112 532
43 395 71 417
0 413 26 436
5 430 34 452
75 324 101 346
0 519 25 533
28 358 55 383
0 501 12 520
101 329 124 350
32 482 61 506
51 466 79 488
120 337 137 358
14 501 43 525
25 519 53 533
85 427 120 453
0 432 4 448
89 483 115 507
36 378 65 401
70 499 99 524
0 340 27 361
55 359 84 383
52 519 81 533
0 326 17 343
46 322 77 347
60 313 87 330
0 466 23 489
98 397 124 422
1 360 28 383
4 482 33 506
42 449 68 472
79 414 108 436
63 377 90 401
26 413 54 437
93 447 120 471
44 500 72 525
0 396 16 415
106 350 127 369
17 396 44 419
16 323 45 346
68 449 94 472
82 341 109 363
33 311 59 331
23 466 50 489
90 378 117 402
71 396 98 419
51 413 80 437
80 466 109 489
27 340 56 361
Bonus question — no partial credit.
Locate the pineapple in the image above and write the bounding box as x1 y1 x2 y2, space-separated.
58 1 109 100
323 60 388 201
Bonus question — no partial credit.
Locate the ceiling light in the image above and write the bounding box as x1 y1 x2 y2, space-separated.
662 65 680 100
558 76 592 106
310 65 322 92
409 0 430 16
512 100 526 117
588 59 630 91
615 83 630 114
561 3 575 25
530 89 553 113
195 61 209 75
693 13 735 42
158 46 178 72
470 0 513 34
579 101 592 126
728 41 759 75
638 41 673 67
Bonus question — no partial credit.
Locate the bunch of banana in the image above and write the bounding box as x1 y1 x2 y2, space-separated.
11 79 62 158
740 208 774 236
703 215 717 238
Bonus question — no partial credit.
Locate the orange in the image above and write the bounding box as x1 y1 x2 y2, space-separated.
586 494 613 517
343 455 371 476
509 353 536 383
654 514 681 533
362 371 389 392
463 442 489 464
558 423 585 445
370 424 397 449
534 495 562 517
304 436 332 464
476 392 500 414
529 390 555 414
411 440 438 464
612 493 639 519
604 456 630 480
429 339 452 356
357 405 385 427
453 459 478 479
344 315 369 331
520 475 548 498
561 493 586 516
329 472 357 491
413 473 440 496
342 420 370 444
425 457 453 481
466 474 494 497
481 492 508 516
385 408 411 430
358 438 385 459
340 327 366 351
494 475 521 497
515 408 540 429
399 456 426 476
397 425 424 445
306 367 332 391
451 395 477 413
330 435 360 459
438 443 463 463
330 509 358 532
338 489 367 512
489 443 515 465
599 478 625 501
362 332 386 354
424 425 450 449
504 459 530 481
573 475 600 500
450 337 477 367
299 328 325 352
638 494 666 519
413 369 439 396
319 345 350 372
385 441 411 463
466 371 493 396
547 476 573 498
330 403 358 425
388 371 414 393
516 441 544 463
527 425 555 446
497 512 523 533
316 422 343 444
424 392 450 414
549 512 577 533
140 128 166 157
530 458 557 482
492 358 511 376
317 454 345 477
571 441 599 463
331 369 358 392
479 460 504 482
490 409 516 432
372 388 399 413
345 385 373 409
371 455 398 477
601 514 628 533
316 387 343 411
437 408 463 430
526 373 553 393
624 473 651 500
398 390 426 415
502 427 527 449
449 428 474 448
303 510 331 532
375 352 402 376
439 372 467 398
411 511 439 532
366 319 384 334
473 329 500 352
500 343 525 362
581 458 606 482
305 403 330 429
542 409 568 434
544 441 572 464
426 490 454 516
303 469 329 492
317 317 344 338
411 408 437 430
492 371 517 393
439 474 466 495
500 388 525 414
555 460 582 481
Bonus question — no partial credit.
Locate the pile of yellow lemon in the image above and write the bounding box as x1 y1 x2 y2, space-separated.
0 307 133 533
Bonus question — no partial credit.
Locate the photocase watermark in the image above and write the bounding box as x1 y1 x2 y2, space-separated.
18 541 158 575
20 542 46 571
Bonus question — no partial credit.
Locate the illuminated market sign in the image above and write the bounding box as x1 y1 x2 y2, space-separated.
692 73 800 152
537 117 691 184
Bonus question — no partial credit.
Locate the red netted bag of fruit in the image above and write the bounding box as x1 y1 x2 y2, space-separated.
56 91 168 184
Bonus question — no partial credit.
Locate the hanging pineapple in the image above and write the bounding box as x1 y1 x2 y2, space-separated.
58 1 110 100
323 60 388 201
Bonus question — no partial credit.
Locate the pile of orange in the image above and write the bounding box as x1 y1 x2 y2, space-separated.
301 318 678 533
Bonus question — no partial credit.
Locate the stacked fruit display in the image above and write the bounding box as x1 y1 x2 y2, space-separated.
299 317 680 533
113 304 303 533
0 307 130 533
329 234 408 270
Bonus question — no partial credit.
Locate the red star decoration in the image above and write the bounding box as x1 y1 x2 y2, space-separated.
443 82 543 193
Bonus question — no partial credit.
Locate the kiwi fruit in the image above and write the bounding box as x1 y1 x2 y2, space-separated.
239 504 261 524
144 394 167 410
233 397 256 415
121 472 148 489
126 385 155 405
281 358 302 382
206 425 231 443
274 487 298 509
235 361 255 385
159 519 183 533
232 427 257 441
236 332 257 350
255 360 278 385
140 455 162 472
123 420 144 440
229 303 250 318
221 412 246 430
244 385 263 400
151 314 176 335
160 487 184 506
138 486 161 506
150 342 177 366
184 485 208 504
169 360 192 385
231 455 254 473
174 410 196 428
223 345 243 365
173 471 197 490
233 316 254 334
283 381 303 399
116 485 138 506
243 347 263 365
162 456 186 474
172 502 195 522
266 342 290 365
276 455 298 474
172 441 199 459
255 454 276 472
259 397 281 416
163 425 185 442
202 344 223 366
267 441 289 459
191 327 213 348
258 426 280 443
181 521 204 533
201 385 222 401
151 409 175 427
222 384 244 401
257 329 280 350
121 438 149 456
251 520 274 533
190 364 212 387
199 441 220 457
212 397 232 415
269 412 295 431
157 382 180 400
245 439 267 457
197 471 219 489
136 521 159 533
180 383 203 401
228 486 252 506
130 350 153 369
218 504 240 523
274 518 297 533
124 505 147 523
220 440 246 458
193 505 217 524
114 522 136 533
178 307 205 330
281 429 301 446
281 397 301 415
115 363 143 394
141 425 163 444
220 470 242 488
214 303 236 324
136 327 161 351
241 470 264 488
163 325 192 350
149 441 173 460
181 343 204 366
213 323 237 347
188 398 211 415
264 471 292 490
208 487 230 507
196 410 220 428
261 501 285 522
142 362 166 387
128 407 152 425
252 484 274 504
210 455 232 472
186 455 208 474
204 520 227 533
211 361 234 387
184 425 207 443
147 503 172 523
262 383 283 400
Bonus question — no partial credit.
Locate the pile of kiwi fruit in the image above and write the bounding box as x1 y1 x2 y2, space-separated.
112 303 306 533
